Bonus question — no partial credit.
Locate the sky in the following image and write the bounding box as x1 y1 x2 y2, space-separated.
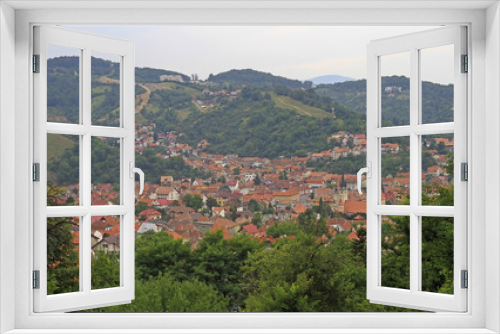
54 25 454 84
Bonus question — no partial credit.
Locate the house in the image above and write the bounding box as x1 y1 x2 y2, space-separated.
273 189 300 207
92 234 120 255
137 222 159 234
227 179 239 191
160 176 174 186
155 186 179 201
344 200 367 216
169 206 195 219
242 224 259 236
212 206 228 217
138 209 162 221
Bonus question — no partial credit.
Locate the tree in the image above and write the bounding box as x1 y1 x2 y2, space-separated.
233 167 241 175
241 234 394 312
248 199 261 213
135 201 149 215
135 231 193 281
254 174 261 185
47 186 79 295
193 230 263 309
297 209 330 237
206 197 218 209
84 273 228 312
91 252 120 290
182 194 203 211
266 221 301 238
252 213 262 227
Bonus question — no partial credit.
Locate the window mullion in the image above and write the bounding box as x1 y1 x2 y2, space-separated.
409 47 420 294
82 47 92 294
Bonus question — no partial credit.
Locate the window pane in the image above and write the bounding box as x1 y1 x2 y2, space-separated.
422 134 454 206
420 45 454 124
91 216 121 290
47 133 80 206
47 44 80 124
47 216 80 295
91 52 121 127
381 137 410 205
421 216 454 294
381 215 410 290
380 52 410 127
91 137 121 205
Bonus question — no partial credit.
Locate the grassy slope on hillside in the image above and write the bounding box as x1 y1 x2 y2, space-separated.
269 92 330 119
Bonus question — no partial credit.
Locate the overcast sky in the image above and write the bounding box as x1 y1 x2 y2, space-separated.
57 25 453 84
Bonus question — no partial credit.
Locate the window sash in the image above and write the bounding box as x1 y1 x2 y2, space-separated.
32 26 136 313
366 26 468 312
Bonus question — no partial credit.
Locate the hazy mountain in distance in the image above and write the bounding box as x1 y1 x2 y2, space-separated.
310 75 355 85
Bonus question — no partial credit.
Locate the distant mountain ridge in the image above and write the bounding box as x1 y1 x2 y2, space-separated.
310 75 355 85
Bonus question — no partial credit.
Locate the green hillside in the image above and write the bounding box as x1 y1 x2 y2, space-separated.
176 87 364 158
314 76 454 125
207 69 310 89
47 134 77 163
269 92 330 119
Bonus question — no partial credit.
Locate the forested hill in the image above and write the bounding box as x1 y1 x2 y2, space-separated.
47 56 451 161
314 76 454 125
207 69 311 89
49 56 190 83
176 88 364 158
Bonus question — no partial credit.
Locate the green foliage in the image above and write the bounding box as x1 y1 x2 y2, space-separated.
274 84 334 112
86 273 228 312
179 87 364 158
193 230 263 308
47 56 80 123
91 137 121 184
182 194 203 211
46 186 79 295
381 216 411 289
135 67 190 83
46 218 79 295
135 231 193 281
91 81 120 126
242 234 394 312
48 137 120 185
266 221 301 238
248 199 261 213
206 197 218 209
135 201 149 215
315 76 453 125
251 213 262 227
136 152 210 183
297 209 330 237
208 69 305 89
91 252 120 290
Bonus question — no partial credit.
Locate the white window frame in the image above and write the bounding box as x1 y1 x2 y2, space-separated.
1 1 499 333
366 26 467 312
32 25 136 312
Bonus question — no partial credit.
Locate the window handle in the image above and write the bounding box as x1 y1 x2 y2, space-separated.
357 162 371 195
129 162 145 195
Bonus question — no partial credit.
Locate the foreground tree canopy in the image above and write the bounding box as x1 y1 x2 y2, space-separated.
45 181 453 313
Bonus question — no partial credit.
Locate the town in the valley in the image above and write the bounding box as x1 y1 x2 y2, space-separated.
56 124 454 254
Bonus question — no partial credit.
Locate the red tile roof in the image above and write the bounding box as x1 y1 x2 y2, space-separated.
344 200 367 214
242 224 259 235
